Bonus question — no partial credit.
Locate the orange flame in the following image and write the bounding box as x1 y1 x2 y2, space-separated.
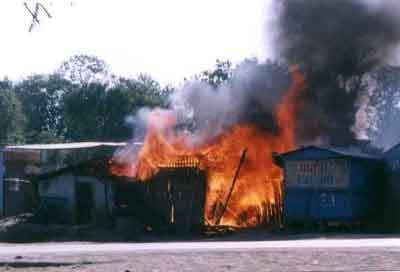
111 67 306 227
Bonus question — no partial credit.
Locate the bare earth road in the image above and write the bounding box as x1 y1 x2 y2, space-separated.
0 237 400 271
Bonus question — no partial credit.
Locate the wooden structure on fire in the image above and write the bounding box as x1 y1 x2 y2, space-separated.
143 159 206 233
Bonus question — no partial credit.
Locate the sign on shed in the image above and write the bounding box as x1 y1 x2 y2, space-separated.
285 159 350 188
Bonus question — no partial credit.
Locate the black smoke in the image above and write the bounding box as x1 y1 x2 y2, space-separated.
275 0 400 145
168 59 291 146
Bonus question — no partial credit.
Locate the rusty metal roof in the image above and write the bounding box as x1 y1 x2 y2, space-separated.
4 142 139 150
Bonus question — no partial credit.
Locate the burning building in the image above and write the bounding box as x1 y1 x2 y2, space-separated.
110 0 400 229
110 67 305 228
143 165 206 233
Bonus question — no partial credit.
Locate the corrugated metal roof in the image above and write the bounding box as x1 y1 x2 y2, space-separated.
4 142 141 151
278 145 380 160
325 146 380 159
383 142 400 155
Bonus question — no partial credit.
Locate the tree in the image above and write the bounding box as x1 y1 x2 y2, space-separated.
14 74 73 143
366 66 400 149
195 59 232 88
119 74 168 107
63 82 108 141
0 77 12 90
57 54 110 85
4 54 173 143
0 89 25 146
63 75 167 141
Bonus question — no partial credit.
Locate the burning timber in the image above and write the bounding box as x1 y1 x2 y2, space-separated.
113 158 206 234
144 166 206 233
112 153 284 232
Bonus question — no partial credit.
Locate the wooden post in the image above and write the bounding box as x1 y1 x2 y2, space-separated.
215 149 247 225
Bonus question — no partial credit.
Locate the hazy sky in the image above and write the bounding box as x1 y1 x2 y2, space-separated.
0 0 270 85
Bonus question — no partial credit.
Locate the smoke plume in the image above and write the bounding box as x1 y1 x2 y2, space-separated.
128 0 400 149
275 0 400 145
167 60 290 146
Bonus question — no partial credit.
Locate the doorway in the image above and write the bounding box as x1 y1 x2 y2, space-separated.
75 182 94 224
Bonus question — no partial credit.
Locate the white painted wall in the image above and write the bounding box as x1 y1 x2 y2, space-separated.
38 173 75 211
39 174 112 222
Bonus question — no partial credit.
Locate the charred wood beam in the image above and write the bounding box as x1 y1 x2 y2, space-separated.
215 149 247 225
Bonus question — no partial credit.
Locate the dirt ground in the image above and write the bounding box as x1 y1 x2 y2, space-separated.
0 240 399 271
0 215 399 271
0 248 400 272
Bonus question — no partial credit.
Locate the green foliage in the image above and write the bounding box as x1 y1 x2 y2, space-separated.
195 59 232 88
0 78 12 90
14 74 73 143
3 53 400 149
0 54 198 144
56 55 170 141
63 75 167 141
0 89 25 146
57 54 110 85
0 55 171 144
366 66 400 148
63 83 109 141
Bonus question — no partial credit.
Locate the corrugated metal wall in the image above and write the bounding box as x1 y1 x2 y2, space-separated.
383 144 400 230
0 151 4 216
281 148 381 226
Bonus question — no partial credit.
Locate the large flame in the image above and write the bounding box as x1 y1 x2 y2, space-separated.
111 67 306 227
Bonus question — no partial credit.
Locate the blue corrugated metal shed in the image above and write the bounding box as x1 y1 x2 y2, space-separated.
277 146 379 161
0 151 3 216
275 146 382 227
383 142 400 230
